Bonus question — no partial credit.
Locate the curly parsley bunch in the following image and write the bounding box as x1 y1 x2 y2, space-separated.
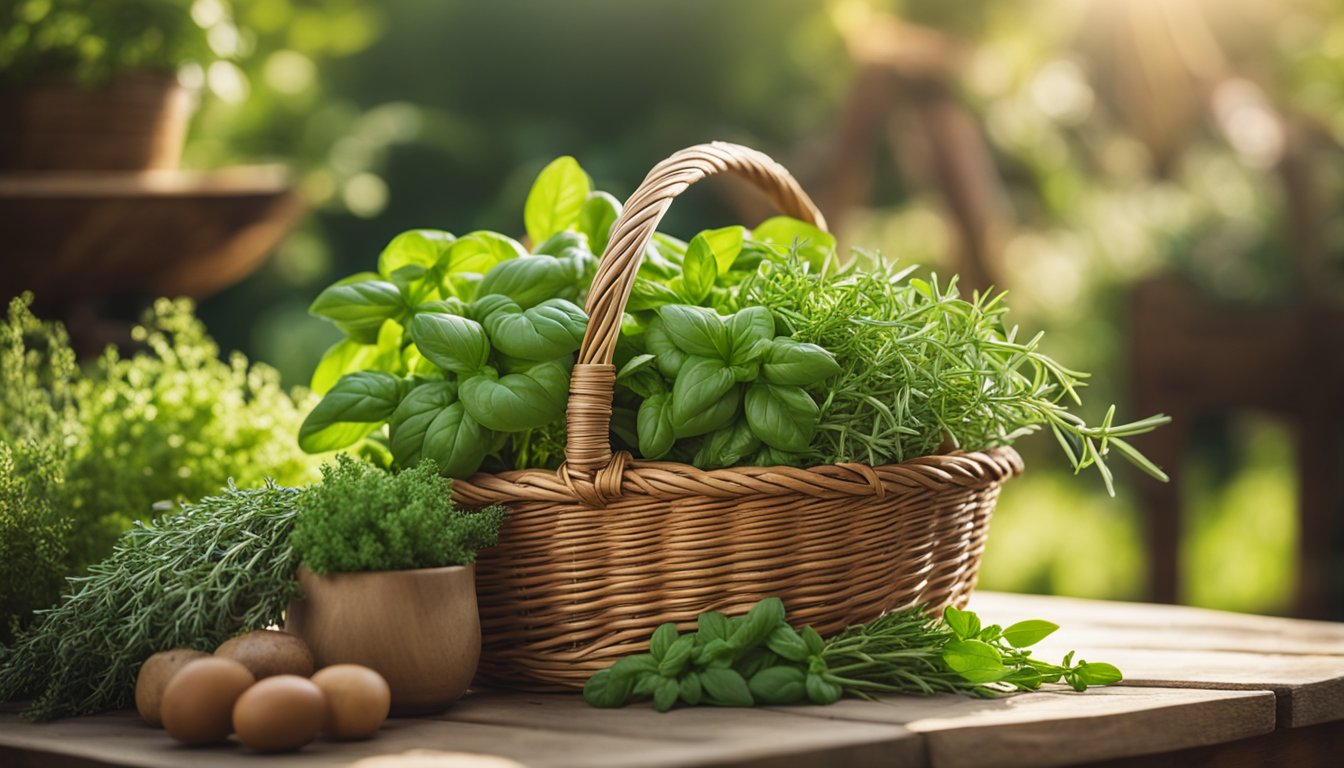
290 455 505 574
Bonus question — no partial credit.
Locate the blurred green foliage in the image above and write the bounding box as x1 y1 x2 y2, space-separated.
0 0 209 85
7 0 1334 615
187 0 1341 616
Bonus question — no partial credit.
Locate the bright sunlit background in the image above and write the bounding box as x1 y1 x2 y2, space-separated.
14 0 1344 616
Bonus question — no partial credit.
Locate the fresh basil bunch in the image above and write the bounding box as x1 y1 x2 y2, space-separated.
298 155 840 478
584 598 1124 712
615 305 839 468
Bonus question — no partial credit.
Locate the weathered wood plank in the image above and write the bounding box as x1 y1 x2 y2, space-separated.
969 592 1344 727
0 697 918 768
761 687 1274 768
970 592 1344 657
448 690 922 767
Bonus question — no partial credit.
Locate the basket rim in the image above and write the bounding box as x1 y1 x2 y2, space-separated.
452 445 1023 507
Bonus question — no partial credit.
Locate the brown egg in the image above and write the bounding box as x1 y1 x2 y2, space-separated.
215 629 315 679
311 664 391 741
232 674 326 752
135 648 210 727
160 657 255 745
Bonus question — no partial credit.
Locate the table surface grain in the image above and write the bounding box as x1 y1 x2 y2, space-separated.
1 592 1340 768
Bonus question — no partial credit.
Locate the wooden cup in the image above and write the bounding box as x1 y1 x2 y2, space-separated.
286 565 481 715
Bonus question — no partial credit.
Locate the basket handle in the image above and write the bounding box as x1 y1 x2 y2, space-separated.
563 142 827 477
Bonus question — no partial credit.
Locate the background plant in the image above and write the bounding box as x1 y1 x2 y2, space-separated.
0 295 320 639
0 0 215 85
289 455 504 574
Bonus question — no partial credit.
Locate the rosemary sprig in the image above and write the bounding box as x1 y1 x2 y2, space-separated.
0 482 303 721
741 254 1170 494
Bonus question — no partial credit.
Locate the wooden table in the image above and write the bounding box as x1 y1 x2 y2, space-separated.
2 592 1342 767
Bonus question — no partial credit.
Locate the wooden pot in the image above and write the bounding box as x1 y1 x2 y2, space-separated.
285 565 481 715
0 72 192 171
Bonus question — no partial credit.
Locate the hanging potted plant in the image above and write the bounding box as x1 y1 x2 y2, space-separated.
0 0 221 171
283 456 505 715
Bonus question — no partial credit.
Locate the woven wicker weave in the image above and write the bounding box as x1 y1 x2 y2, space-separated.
453 142 1023 690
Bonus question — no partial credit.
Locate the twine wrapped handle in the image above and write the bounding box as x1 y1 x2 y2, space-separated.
562 142 827 479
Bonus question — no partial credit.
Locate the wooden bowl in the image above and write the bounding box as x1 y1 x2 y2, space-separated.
0 166 303 303
286 565 482 716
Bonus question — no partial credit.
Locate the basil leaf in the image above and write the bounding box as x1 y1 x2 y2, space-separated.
378 229 455 278
1002 619 1058 648
650 622 678 660
728 306 774 365
658 636 695 677
409 399 489 479
410 312 490 375
1077 661 1123 687
670 357 737 431
633 671 662 696
699 225 746 275
627 277 682 312
610 653 658 681
533 230 588 258
387 380 457 469
616 353 657 381
734 647 780 679
478 295 587 361
445 231 527 276
804 673 842 705
693 421 761 469
477 255 580 308
696 638 734 668
653 676 680 712
309 279 405 343
674 387 740 439
761 338 841 386
658 305 730 359
644 316 688 377
752 216 837 268
680 234 717 304
801 626 825 657
697 611 731 643
678 671 703 706
744 383 820 452
728 597 785 651
310 319 404 395
944 606 980 640
299 371 407 453
525 155 590 246
636 394 675 459
942 639 1008 683
766 625 809 663
699 668 753 708
577 191 621 255
459 361 568 431
749 666 807 705
583 668 634 709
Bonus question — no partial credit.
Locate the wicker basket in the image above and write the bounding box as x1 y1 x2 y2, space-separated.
453 142 1023 690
